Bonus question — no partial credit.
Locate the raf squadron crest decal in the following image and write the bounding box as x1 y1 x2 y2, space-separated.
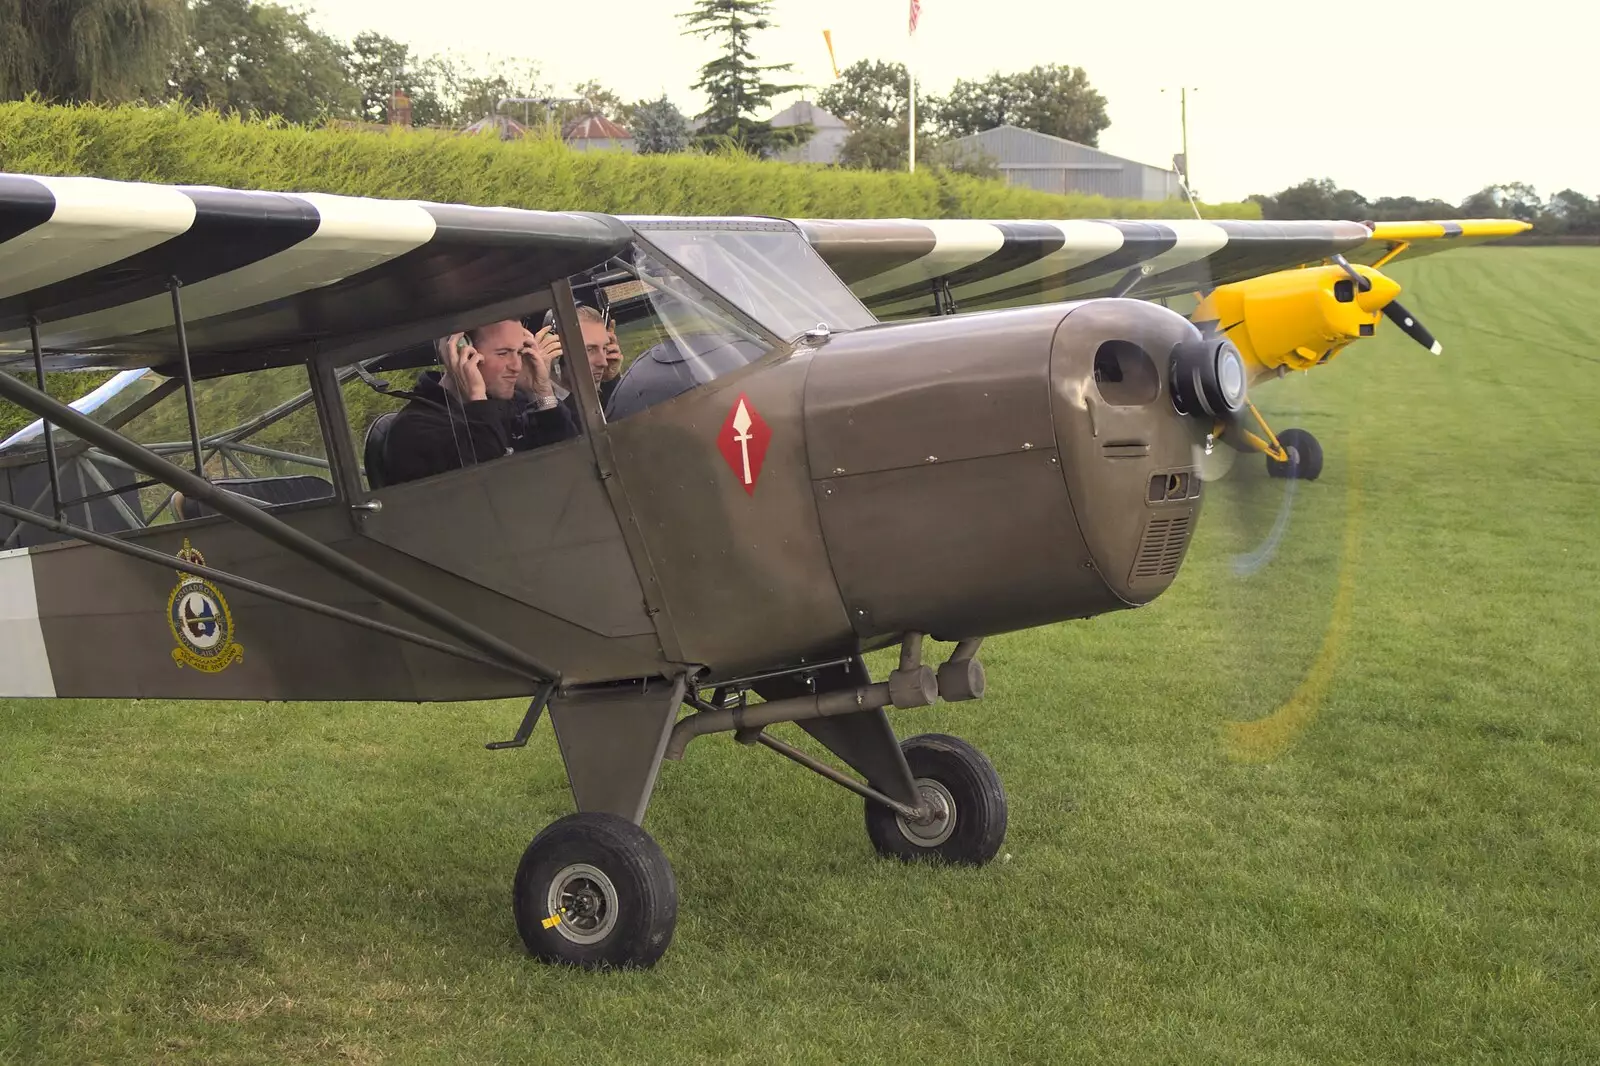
167 540 243 672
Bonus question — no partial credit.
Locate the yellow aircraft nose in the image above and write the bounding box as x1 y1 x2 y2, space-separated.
1353 266 1401 313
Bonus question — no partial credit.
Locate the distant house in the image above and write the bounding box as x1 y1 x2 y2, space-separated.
768 100 847 165
944 125 1181 202
564 114 635 153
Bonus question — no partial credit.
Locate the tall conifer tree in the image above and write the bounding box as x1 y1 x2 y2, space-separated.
678 0 809 155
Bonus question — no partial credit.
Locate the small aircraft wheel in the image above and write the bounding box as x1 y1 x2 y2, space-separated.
513 812 677 970
865 733 1007 865
1266 427 1323 481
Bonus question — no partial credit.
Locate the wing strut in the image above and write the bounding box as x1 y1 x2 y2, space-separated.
170 278 206 478
0 371 560 685
26 317 64 522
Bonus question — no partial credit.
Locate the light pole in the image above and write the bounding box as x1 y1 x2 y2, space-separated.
1160 86 1198 196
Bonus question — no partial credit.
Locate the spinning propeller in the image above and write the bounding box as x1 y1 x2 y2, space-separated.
1106 251 1366 763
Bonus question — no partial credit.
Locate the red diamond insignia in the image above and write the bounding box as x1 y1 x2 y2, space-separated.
717 393 771 495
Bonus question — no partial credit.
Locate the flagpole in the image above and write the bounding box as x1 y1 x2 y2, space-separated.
909 64 916 172
907 0 918 172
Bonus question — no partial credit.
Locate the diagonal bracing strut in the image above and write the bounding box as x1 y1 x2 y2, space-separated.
0 371 559 685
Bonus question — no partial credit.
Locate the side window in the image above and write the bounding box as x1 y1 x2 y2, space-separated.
123 364 335 523
0 364 334 541
343 311 590 492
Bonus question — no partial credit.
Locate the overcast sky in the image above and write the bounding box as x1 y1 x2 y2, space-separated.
304 0 1596 206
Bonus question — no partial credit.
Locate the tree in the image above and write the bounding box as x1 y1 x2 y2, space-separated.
1009 64 1109 145
934 64 1109 146
820 59 1001 175
444 57 546 127
172 0 357 124
837 120 912 171
0 0 186 103
1543 189 1600 234
837 119 997 176
346 32 452 126
818 59 912 128
678 0 810 156
1249 178 1370 220
627 95 691 154
549 79 627 128
1367 194 1460 221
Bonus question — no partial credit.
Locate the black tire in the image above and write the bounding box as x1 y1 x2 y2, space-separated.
513 812 677 970
865 733 1007 865
1266 427 1323 481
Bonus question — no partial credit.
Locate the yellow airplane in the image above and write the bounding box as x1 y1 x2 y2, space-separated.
1189 219 1531 478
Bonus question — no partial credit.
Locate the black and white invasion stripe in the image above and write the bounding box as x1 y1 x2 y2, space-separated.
0 174 634 368
793 217 1374 318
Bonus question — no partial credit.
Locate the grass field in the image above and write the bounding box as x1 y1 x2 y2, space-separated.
3 247 1598 1064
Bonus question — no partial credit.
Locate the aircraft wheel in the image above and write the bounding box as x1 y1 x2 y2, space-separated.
865 733 1007 865
513 812 677 969
1266 428 1323 481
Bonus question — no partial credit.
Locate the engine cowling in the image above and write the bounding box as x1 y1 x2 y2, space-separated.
1194 262 1402 378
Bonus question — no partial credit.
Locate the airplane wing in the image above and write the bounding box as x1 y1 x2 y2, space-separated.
796 217 1534 319
1341 219 1533 267
794 218 1374 319
0 173 634 373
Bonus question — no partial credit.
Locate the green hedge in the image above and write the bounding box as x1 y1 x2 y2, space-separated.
0 101 1259 433
0 101 1260 220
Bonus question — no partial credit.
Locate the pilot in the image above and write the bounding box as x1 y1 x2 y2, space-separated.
383 318 578 485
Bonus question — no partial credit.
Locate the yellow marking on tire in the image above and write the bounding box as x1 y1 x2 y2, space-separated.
541 913 562 930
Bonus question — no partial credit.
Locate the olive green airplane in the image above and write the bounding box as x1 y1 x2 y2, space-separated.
0 173 1525 968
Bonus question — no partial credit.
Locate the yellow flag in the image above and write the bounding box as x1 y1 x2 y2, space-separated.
823 29 840 79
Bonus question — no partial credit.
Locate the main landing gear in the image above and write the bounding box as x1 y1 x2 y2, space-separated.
514 812 678 968
1266 427 1323 481
503 635 1007 969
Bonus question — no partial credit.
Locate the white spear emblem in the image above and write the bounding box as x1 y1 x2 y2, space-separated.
731 398 754 486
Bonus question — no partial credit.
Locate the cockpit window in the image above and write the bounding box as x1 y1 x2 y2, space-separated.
0 363 335 547
632 225 877 342
591 243 776 421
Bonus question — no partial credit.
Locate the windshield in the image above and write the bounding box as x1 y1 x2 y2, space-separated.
635 225 877 342
595 244 775 421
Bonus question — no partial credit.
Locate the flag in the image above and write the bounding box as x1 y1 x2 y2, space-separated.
909 0 921 35
823 29 840 78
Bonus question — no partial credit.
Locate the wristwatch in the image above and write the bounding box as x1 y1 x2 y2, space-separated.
532 393 559 412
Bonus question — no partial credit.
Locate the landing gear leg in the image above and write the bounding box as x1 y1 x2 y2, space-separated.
753 653 1008 866
753 657 922 811
514 676 685 968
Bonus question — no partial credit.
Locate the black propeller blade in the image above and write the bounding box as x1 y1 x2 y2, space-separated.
1382 299 1443 354
1334 254 1442 354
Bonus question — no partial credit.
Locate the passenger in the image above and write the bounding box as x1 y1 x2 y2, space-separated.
383 319 577 485
601 320 624 411
542 305 615 413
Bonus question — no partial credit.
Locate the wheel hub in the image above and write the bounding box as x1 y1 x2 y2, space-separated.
546 863 620 945
896 778 957 847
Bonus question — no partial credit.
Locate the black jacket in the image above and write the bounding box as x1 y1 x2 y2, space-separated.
384 371 578 485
